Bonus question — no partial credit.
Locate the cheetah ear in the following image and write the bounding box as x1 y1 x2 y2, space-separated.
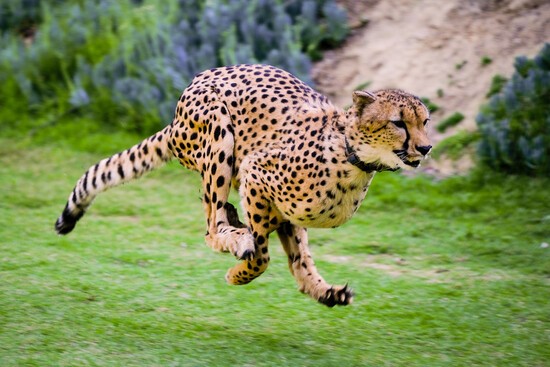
352 90 377 114
353 90 377 105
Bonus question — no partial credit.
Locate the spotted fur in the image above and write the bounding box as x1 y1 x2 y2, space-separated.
55 64 431 307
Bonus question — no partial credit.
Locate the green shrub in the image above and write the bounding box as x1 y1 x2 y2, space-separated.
481 56 492 66
437 112 464 133
354 81 371 90
421 97 440 113
476 43 550 176
486 74 508 98
0 0 348 134
431 130 480 160
0 0 43 34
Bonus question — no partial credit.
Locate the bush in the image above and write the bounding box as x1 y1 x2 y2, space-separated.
0 0 43 35
476 43 550 176
431 130 480 160
420 97 440 113
437 112 464 133
485 74 508 98
0 0 348 134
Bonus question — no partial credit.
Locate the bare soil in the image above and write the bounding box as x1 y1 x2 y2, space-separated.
314 0 549 174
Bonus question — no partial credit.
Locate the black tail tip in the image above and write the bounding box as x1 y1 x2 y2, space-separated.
55 206 83 235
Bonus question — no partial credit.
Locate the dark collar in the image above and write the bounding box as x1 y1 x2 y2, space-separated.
344 138 399 173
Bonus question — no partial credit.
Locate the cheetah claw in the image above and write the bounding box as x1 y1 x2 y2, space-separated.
238 248 255 261
318 283 354 307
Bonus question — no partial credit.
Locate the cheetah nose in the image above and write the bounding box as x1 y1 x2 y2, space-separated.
416 145 432 156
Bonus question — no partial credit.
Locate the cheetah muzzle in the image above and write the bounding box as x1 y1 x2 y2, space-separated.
54 64 431 307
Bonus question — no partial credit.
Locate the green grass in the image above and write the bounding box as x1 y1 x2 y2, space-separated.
1 129 549 366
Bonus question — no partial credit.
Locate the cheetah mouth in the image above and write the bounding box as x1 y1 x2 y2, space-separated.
403 160 420 167
393 149 421 168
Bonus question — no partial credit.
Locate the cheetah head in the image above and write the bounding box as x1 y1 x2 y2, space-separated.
346 89 431 171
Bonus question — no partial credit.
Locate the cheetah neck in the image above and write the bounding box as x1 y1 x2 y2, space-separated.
332 108 399 173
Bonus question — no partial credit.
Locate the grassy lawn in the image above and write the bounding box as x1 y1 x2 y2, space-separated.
0 128 549 366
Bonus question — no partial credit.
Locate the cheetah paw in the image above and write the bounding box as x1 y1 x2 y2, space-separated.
231 229 255 261
206 227 255 261
318 284 354 307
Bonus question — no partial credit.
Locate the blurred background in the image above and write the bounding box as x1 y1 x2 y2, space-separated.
0 1 549 366
0 0 347 133
0 0 548 175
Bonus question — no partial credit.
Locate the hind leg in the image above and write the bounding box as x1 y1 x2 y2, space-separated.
277 222 353 307
224 162 282 284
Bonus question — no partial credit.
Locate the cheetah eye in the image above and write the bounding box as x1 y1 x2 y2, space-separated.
390 120 406 130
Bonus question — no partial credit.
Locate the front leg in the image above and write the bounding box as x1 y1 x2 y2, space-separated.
277 222 353 307
198 100 255 260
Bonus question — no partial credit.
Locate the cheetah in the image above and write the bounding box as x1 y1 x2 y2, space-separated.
55 64 431 307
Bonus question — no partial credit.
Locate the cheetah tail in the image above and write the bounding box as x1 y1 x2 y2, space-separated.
55 125 173 235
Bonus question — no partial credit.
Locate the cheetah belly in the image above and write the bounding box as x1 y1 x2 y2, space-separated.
279 179 372 228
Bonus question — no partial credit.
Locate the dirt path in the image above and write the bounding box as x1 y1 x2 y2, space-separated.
314 0 549 147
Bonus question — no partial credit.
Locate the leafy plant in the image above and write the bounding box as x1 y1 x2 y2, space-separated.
455 60 467 70
476 43 550 176
437 112 464 133
289 0 348 60
0 0 349 134
420 97 440 113
354 81 371 90
0 0 43 34
481 56 492 66
485 74 508 98
431 130 480 160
